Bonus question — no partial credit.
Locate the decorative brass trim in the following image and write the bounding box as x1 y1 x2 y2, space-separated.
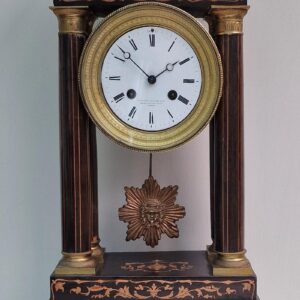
91 238 104 263
54 252 100 275
206 244 217 263
210 5 249 35
50 6 95 34
119 176 185 247
51 278 256 300
212 250 255 276
121 260 193 272
79 2 223 151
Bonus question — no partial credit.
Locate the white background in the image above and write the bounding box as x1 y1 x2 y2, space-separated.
0 0 299 299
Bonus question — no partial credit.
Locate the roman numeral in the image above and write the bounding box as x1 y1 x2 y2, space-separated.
178 95 189 105
129 39 138 51
114 56 125 62
168 39 176 52
149 34 155 47
183 79 195 83
179 58 190 65
113 92 125 103
128 107 137 118
149 112 154 125
167 110 174 119
109 76 121 81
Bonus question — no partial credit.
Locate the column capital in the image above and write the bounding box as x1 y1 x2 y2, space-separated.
50 6 95 34
209 5 249 35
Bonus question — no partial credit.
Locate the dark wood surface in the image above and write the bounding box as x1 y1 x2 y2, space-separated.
51 251 257 300
89 123 100 245
210 34 245 253
53 0 247 5
53 0 247 17
59 32 92 253
210 123 215 245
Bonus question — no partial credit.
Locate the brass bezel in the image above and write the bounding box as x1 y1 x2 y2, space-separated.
79 2 223 151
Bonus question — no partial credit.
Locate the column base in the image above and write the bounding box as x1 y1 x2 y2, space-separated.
91 240 105 263
54 252 101 275
209 249 254 276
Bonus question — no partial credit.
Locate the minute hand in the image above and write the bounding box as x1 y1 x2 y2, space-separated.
155 61 179 79
129 57 149 78
118 46 149 78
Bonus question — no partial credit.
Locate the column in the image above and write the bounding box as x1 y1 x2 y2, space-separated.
51 6 100 274
208 5 253 276
90 124 104 260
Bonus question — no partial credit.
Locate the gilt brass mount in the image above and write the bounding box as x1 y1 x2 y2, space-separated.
91 237 104 262
50 6 95 34
119 176 185 248
208 248 254 276
210 5 249 35
54 252 101 275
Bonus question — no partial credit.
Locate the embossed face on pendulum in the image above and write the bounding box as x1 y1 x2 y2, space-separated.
100 26 202 131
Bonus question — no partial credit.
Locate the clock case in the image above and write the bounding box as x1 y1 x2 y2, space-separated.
50 1 259 300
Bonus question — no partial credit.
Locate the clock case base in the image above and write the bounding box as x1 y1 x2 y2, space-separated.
50 251 258 300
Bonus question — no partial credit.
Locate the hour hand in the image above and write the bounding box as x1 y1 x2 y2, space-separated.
155 61 179 79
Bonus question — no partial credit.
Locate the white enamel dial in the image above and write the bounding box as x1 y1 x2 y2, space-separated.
100 26 202 132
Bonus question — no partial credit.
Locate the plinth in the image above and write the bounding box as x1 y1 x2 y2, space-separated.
51 251 258 300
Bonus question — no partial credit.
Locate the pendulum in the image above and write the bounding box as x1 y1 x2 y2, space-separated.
118 154 186 247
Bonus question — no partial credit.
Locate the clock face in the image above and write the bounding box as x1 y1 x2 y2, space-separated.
100 26 202 131
80 3 222 151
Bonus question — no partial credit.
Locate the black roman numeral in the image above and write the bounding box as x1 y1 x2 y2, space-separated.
183 79 195 83
149 34 155 47
167 110 174 119
178 95 189 105
179 58 191 65
114 56 125 62
113 92 125 103
168 39 176 52
109 76 121 81
128 107 137 118
129 39 138 51
149 112 154 125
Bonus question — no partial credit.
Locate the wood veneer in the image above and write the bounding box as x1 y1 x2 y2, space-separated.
210 34 245 253
53 0 248 17
59 33 92 253
51 251 257 300
89 123 100 245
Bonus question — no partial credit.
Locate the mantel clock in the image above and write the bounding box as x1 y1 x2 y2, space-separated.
50 1 259 300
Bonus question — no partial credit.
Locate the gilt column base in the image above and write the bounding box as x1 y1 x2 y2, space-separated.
208 249 254 276
54 252 101 275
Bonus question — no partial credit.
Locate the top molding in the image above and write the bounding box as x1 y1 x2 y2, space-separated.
53 0 248 17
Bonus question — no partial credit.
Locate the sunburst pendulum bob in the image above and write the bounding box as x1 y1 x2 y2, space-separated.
118 154 186 247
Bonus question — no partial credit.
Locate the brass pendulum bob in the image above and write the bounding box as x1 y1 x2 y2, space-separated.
118 153 186 247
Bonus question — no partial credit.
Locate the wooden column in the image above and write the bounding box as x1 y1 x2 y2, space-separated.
208 5 253 276
90 124 104 260
51 7 101 274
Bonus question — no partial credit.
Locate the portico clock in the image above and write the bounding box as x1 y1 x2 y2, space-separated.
79 3 223 151
51 2 258 299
